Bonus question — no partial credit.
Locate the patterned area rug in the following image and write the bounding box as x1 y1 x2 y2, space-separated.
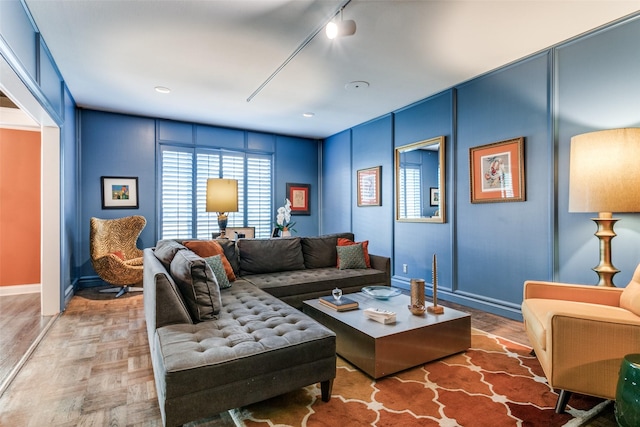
230 329 608 427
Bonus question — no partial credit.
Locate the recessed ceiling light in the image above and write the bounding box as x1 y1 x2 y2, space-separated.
303 112 315 118
155 86 171 94
345 81 369 91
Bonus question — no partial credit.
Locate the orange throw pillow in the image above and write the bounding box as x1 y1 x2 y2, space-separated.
184 240 236 281
337 238 371 268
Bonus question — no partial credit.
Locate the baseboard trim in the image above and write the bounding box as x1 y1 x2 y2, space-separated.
392 277 523 321
0 283 40 296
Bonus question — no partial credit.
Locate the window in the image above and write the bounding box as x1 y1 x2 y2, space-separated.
399 165 421 218
160 146 272 239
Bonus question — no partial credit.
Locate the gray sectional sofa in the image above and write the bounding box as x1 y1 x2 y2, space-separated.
143 233 390 426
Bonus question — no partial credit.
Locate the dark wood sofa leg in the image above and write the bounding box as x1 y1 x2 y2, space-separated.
320 379 333 402
555 389 572 414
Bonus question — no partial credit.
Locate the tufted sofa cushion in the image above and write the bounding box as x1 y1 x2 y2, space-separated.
154 281 336 400
244 267 387 299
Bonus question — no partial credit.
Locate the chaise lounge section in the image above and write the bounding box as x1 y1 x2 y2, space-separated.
144 233 390 426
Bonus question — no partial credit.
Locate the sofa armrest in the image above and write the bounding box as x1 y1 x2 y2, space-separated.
523 280 622 306
369 254 391 286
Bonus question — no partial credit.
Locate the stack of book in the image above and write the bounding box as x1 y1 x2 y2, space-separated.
319 296 359 312
364 307 397 324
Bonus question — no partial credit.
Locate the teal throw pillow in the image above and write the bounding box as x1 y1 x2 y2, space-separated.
205 255 232 289
336 244 367 270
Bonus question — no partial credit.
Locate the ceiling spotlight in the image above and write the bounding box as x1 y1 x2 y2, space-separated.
303 112 315 118
326 9 356 39
155 86 171 94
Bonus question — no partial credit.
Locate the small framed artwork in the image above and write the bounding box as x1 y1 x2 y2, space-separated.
430 187 439 206
101 176 139 209
469 137 525 203
286 183 310 215
357 166 381 207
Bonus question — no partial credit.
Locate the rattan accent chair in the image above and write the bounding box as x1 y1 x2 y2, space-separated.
90 215 146 297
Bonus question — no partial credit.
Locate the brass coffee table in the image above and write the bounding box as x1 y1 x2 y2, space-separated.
303 291 471 378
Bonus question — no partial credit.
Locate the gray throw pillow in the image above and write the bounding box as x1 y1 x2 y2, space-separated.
301 236 338 268
154 239 187 269
170 250 222 322
238 237 305 275
205 255 231 289
336 244 367 270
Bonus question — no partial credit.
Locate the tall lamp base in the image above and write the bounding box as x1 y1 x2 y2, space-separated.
592 213 619 287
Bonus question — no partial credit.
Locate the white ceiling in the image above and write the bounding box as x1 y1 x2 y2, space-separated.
23 1 640 139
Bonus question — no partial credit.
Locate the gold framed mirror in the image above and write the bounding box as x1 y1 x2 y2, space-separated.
395 136 445 223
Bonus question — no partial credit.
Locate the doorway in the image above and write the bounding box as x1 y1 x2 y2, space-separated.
0 54 62 394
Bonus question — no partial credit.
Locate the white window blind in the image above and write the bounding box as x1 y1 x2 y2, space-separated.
221 154 245 229
161 149 193 239
247 156 272 238
195 152 220 240
400 165 421 218
160 147 272 239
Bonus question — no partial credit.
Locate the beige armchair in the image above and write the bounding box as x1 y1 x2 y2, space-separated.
90 215 147 297
522 263 640 413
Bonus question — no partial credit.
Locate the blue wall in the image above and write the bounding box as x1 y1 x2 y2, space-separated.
78 111 321 284
322 14 640 320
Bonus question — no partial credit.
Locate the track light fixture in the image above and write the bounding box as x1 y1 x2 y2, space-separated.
247 0 354 102
326 8 356 39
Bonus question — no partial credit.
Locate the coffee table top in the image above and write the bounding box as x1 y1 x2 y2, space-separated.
303 291 470 339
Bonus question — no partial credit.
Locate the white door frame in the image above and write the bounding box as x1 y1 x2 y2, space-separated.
1 55 61 316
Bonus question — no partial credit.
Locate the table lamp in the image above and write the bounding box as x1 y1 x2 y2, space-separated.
569 128 640 286
206 178 238 239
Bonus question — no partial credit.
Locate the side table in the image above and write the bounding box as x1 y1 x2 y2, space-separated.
615 353 640 427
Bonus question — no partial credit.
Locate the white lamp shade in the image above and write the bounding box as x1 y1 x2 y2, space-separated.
206 178 238 213
569 128 640 213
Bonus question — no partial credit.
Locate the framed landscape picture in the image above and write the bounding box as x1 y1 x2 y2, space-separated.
357 166 381 207
469 137 525 203
101 176 139 209
286 183 310 215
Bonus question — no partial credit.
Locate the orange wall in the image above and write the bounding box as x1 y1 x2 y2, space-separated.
0 128 41 286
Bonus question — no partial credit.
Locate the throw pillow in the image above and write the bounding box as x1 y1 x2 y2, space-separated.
204 255 231 289
170 249 222 322
301 236 338 268
183 240 236 281
337 238 371 268
237 237 306 275
621 265 640 316
154 239 187 268
336 244 367 270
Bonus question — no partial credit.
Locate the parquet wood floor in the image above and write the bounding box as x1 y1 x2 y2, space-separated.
0 293 56 394
0 288 616 426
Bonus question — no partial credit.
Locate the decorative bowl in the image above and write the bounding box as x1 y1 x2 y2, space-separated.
362 286 401 300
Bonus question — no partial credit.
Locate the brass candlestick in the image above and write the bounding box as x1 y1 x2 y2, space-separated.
428 253 444 314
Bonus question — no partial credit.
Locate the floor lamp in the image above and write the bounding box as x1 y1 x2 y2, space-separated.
569 128 640 287
206 178 238 239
